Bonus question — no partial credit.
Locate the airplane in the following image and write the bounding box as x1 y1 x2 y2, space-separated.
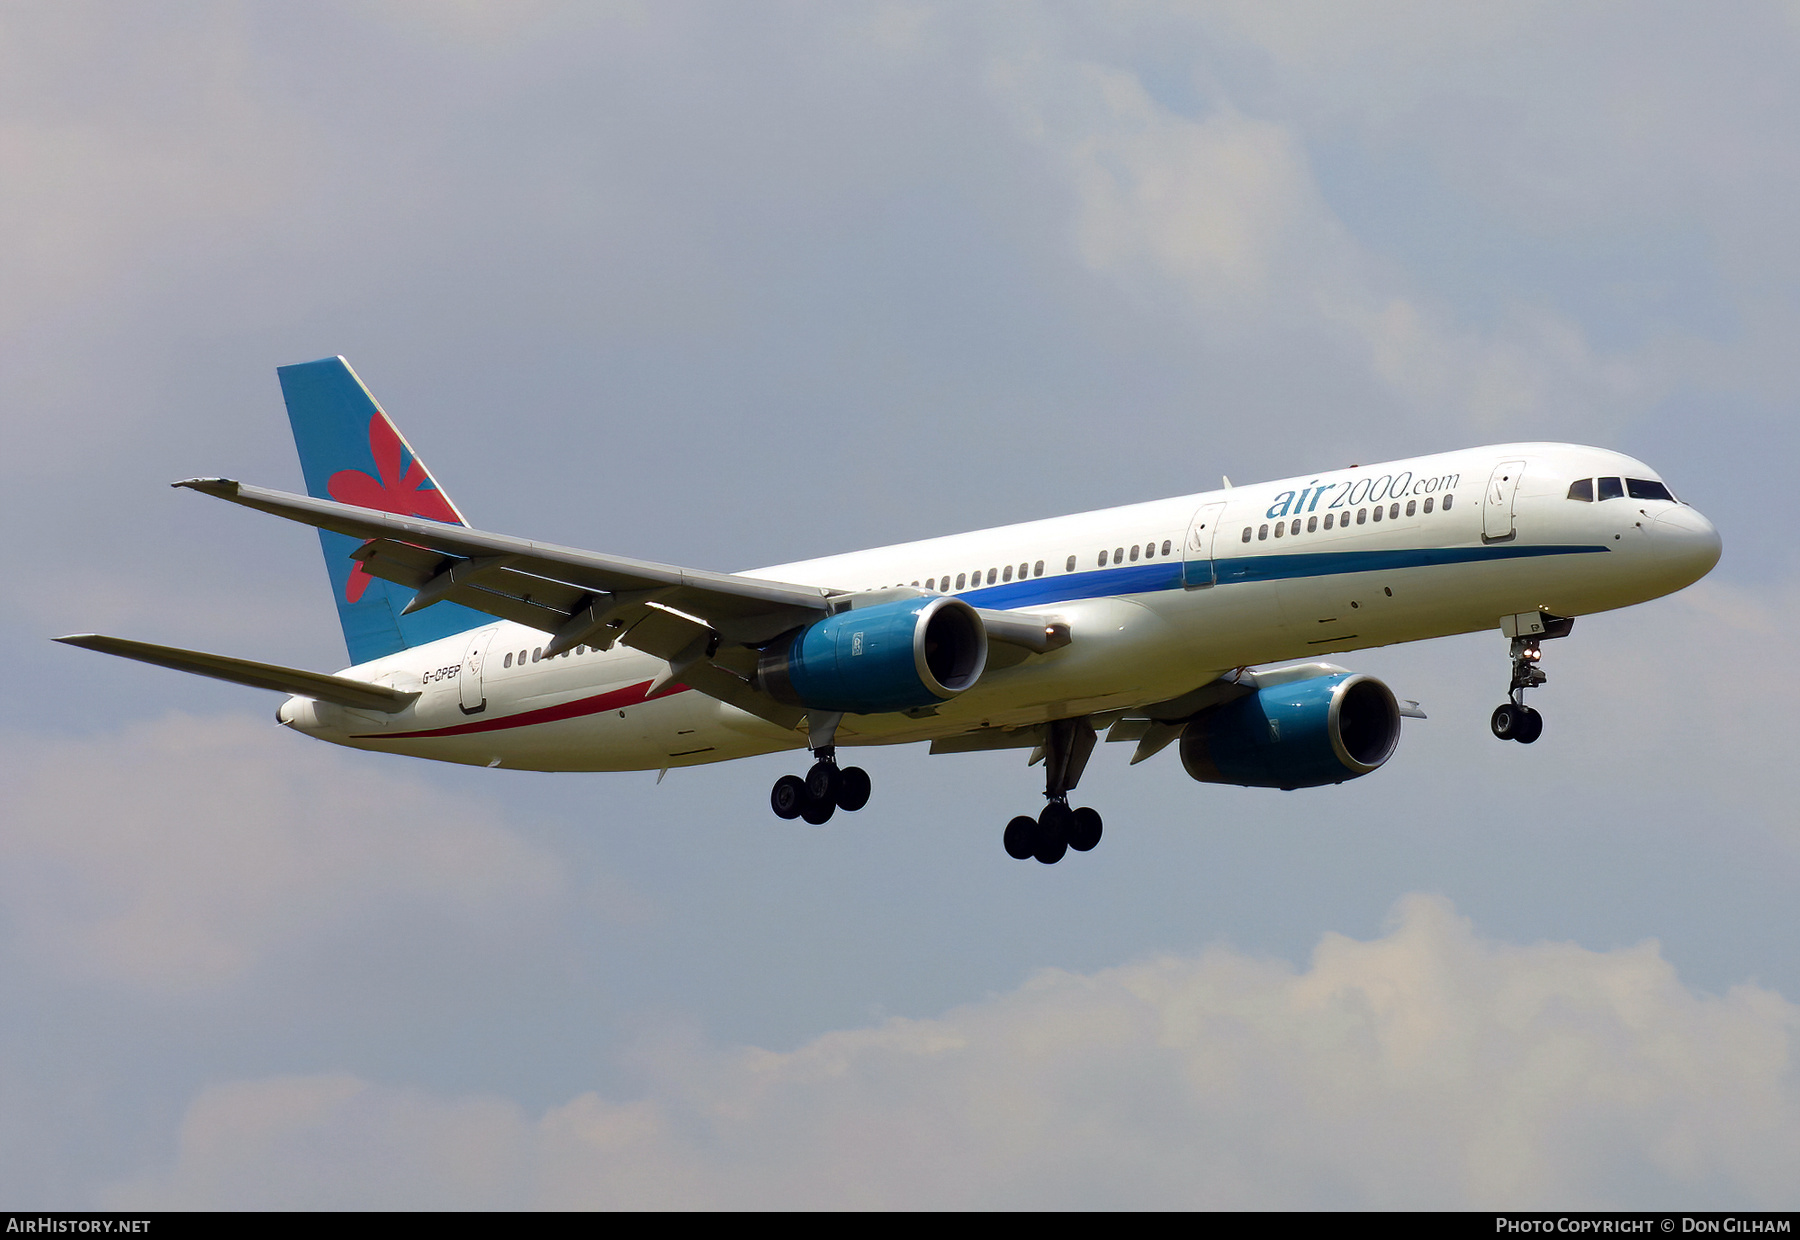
58 357 1722 865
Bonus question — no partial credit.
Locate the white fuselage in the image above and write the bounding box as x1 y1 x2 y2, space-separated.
277 443 1720 772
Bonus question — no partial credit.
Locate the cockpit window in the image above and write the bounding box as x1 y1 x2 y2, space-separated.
1627 478 1675 502
1597 476 1625 501
1567 478 1593 502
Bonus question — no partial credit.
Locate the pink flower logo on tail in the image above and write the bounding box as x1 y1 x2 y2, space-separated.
328 413 460 602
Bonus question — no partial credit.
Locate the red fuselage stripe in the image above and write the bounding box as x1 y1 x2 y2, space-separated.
358 680 691 739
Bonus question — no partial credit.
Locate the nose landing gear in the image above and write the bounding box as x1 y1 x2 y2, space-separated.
1491 613 1572 745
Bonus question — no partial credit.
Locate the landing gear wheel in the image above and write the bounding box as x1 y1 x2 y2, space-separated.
1491 703 1520 741
1034 802 1072 865
805 760 841 805
1068 806 1103 852
1513 705 1543 744
1003 816 1037 860
800 794 836 825
771 775 806 820
835 766 871 812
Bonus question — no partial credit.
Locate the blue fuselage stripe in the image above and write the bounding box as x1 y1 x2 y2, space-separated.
957 543 1609 609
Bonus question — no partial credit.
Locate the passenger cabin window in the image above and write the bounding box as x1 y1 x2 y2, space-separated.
1242 527 1252 542
1258 524 1269 540
1423 497 1434 513
1114 546 1124 564
1627 478 1675 502
1291 519 1301 535
504 652 513 668
1003 564 1013 582
1307 516 1317 532
1130 545 1140 561
1389 503 1399 520
1065 555 1076 572
1035 560 1045 577
1098 550 1108 567
1567 478 1594 502
1356 508 1367 525
1274 522 1284 538
1598 477 1625 501
987 568 997 585
956 573 967 589
1372 505 1383 522
1324 513 1334 529
1161 539 1172 555
1442 494 1455 510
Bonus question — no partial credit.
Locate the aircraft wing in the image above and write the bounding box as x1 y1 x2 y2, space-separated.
53 634 420 713
177 478 1075 731
176 478 836 653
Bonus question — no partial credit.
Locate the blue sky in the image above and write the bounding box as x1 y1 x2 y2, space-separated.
3 1 1797 1208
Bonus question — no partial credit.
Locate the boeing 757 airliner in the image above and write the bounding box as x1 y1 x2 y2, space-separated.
58 358 1722 864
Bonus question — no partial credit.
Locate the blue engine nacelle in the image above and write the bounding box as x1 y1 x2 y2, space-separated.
756 595 988 715
1179 672 1401 789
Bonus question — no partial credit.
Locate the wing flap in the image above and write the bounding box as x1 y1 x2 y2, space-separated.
54 635 420 713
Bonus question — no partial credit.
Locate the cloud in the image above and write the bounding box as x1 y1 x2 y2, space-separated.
0 713 565 993
107 895 1800 1209
987 50 1647 439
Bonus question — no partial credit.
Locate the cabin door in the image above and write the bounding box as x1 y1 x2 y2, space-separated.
458 627 494 715
1483 460 1526 543
1183 502 1228 588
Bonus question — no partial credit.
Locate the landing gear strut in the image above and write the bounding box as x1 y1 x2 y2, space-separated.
769 712 871 824
1002 717 1104 864
1490 613 1574 745
1491 636 1548 744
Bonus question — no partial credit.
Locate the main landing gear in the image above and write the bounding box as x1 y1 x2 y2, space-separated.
1002 717 1103 865
770 711 871 825
1491 634 1548 744
769 748 872 825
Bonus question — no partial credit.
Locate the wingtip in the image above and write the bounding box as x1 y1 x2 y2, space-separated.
172 477 239 495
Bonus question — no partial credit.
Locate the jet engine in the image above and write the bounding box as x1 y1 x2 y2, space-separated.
757 595 987 714
1180 672 1401 789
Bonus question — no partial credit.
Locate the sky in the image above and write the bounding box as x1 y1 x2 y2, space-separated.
3 0 1798 1210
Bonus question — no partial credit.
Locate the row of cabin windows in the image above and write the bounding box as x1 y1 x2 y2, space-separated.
502 644 593 669
1097 539 1173 568
493 493 1470 657
922 560 1046 592
1243 493 1454 542
917 537 1180 590
1567 477 1675 503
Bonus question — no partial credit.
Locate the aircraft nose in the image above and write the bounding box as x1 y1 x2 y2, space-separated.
1649 504 1722 585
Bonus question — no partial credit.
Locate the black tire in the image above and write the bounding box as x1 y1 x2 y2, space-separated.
805 761 841 805
1514 706 1543 744
771 775 806 820
1003 816 1036 860
800 795 836 825
1491 704 1519 740
1034 802 1072 865
1068 806 1103 852
836 766 871 812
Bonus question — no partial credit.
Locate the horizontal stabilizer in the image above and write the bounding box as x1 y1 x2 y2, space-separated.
54 634 420 714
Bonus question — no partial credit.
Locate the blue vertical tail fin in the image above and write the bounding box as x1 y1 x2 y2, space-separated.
277 357 491 665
